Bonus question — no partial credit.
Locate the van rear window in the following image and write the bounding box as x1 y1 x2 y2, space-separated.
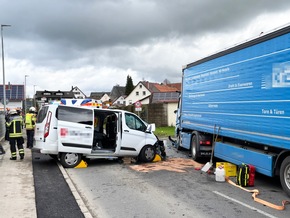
57 106 93 125
36 106 49 123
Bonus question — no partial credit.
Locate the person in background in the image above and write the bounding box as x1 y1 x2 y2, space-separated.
5 108 10 141
25 107 37 149
6 109 25 160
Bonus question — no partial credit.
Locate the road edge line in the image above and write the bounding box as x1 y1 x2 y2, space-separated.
213 191 277 218
57 162 93 218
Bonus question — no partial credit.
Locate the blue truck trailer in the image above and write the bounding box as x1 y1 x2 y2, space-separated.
176 25 290 196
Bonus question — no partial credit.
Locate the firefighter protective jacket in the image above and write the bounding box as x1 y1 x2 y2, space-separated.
6 115 23 138
25 113 36 130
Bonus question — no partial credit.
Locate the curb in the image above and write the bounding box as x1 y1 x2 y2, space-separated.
57 162 94 218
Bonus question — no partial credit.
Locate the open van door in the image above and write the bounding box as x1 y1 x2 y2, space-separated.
57 105 94 155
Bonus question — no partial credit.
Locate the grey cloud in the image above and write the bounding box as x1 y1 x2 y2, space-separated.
1 0 290 93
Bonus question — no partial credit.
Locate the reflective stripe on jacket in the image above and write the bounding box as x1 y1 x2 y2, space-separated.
6 115 23 138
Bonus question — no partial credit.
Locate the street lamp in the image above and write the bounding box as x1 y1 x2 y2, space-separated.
1 24 11 112
33 84 36 107
24 74 29 113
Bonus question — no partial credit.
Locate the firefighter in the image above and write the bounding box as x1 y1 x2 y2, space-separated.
6 109 25 160
5 108 10 141
25 107 37 149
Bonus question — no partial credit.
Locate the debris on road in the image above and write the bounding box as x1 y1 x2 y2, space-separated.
128 157 204 173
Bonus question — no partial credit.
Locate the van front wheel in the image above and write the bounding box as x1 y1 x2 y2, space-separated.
60 153 82 168
139 145 156 162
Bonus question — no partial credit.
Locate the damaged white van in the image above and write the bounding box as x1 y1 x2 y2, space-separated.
34 104 165 168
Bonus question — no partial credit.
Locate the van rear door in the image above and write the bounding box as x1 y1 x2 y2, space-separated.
57 106 94 154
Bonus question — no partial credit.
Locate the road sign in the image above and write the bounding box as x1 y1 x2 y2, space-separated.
135 101 142 111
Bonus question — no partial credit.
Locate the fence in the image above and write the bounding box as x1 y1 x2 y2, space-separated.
120 103 169 127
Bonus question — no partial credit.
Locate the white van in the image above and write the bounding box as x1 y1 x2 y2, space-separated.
34 104 164 168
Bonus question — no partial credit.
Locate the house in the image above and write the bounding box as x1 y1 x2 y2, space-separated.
125 81 180 106
124 81 151 106
112 95 127 107
123 80 181 126
71 86 87 99
110 85 125 103
89 92 111 108
150 92 180 126
0 84 24 111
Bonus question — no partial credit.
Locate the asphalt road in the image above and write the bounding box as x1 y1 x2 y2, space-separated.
32 152 84 218
64 144 290 218
31 142 290 218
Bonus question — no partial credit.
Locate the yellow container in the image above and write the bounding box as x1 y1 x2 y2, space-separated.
75 160 88 168
216 162 237 177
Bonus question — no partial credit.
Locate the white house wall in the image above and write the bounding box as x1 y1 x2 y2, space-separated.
125 82 151 106
100 94 110 102
113 96 126 105
167 102 178 126
72 87 86 99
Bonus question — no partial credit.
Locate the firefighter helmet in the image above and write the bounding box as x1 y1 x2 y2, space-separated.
29 107 36 112
9 109 17 115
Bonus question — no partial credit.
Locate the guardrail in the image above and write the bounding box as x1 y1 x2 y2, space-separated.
0 112 5 141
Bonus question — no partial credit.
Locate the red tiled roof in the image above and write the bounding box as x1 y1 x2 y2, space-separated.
141 81 181 93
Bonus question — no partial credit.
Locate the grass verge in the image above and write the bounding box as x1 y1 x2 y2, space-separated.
154 126 175 138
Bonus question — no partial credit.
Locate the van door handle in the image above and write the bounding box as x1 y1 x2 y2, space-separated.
124 130 129 132
53 127 57 129
85 126 92 129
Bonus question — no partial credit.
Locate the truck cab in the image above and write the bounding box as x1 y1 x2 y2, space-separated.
34 104 160 167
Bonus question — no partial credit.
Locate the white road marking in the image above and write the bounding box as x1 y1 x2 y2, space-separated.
213 191 278 218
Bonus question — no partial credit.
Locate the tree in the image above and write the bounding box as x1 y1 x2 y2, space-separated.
125 75 134 95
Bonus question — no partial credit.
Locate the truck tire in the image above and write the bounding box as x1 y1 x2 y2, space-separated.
139 145 156 162
60 152 82 168
191 133 200 161
280 156 290 197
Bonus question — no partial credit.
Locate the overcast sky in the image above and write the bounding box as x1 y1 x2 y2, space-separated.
1 0 290 97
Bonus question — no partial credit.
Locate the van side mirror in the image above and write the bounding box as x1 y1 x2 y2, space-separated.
146 123 156 132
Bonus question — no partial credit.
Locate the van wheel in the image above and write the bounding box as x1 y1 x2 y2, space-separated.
280 156 290 197
139 145 156 162
60 153 82 168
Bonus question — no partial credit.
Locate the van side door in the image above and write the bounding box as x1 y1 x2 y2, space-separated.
120 112 149 155
57 106 94 154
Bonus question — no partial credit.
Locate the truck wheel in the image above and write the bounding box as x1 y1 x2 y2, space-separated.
60 153 82 168
139 145 156 162
191 134 200 161
280 156 290 197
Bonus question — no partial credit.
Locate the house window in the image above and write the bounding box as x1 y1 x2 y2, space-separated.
143 91 146 95
129 100 132 104
139 84 142 88
136 91 139 96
